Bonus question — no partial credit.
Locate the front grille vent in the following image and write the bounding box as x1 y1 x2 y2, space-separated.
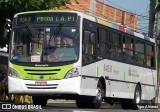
24 69 61 75
25 84 58 89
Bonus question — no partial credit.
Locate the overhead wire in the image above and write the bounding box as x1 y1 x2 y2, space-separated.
68 0 151 34
105 0 149 18
103 0 152 34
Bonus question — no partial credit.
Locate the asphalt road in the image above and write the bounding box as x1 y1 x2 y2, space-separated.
0 100 159 112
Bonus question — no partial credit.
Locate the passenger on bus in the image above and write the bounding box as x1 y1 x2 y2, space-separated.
53 35 74 47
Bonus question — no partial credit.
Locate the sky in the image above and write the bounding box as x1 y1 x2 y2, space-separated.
104 0 150 35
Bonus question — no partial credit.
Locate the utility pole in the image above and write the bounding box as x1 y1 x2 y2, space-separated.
148 0 155 38
155 0 160 104
156 12 160 104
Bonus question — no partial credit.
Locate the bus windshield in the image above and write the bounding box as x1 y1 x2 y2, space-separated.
11 26 79 63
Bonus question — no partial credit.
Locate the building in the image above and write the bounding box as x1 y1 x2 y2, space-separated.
64 0 138 31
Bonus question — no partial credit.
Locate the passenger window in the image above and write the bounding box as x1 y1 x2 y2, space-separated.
123 37 134 63
109 32 122 59
135 40 145 65
98 28 108 57
146 44 155 67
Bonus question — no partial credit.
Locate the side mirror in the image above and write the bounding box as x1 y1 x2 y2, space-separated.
3 22 12 39
89 33 95 44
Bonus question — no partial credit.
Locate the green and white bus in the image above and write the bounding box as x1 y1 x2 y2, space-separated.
6 10 157 109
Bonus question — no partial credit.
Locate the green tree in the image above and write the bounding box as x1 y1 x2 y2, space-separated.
0 0 78 48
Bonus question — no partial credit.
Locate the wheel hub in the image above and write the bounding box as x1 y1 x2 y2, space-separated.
136 90 140 104
96 87 102 101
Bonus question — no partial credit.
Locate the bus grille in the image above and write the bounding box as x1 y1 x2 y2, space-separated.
24 69 61 75
25 84 58 89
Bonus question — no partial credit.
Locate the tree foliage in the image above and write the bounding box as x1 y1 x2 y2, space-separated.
0 0 78 47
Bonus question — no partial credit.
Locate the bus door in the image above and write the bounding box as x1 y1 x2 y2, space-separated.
81 19 97 95
97 28 111 97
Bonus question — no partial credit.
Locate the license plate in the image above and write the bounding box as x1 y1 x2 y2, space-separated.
35 81 47 86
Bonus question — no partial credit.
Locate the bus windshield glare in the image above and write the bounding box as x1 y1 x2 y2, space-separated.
11 26 79 63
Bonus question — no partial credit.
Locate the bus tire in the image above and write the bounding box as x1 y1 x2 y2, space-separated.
90 82 103 108
131 85 141 110
32 96 47 107
76 82 103 109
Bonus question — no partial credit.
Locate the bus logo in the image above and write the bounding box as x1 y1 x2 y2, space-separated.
40 76 44 79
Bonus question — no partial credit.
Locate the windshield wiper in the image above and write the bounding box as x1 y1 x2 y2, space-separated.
55 23 64 37
25 23 36 39
49 23 64 45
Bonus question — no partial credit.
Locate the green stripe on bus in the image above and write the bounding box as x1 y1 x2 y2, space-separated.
124 72 125 81
12 64 73 80
96 67 99 76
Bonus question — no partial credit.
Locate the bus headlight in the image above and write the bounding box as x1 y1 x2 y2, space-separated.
9 68 20 78
65 67 80 79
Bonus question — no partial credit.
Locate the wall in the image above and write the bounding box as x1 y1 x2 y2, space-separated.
64 0 138 30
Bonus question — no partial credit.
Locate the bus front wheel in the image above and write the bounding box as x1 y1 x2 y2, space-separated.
76 82 104 108
32 96 47 107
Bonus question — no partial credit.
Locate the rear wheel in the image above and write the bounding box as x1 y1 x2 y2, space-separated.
131 85 141 110
32 96 47 107
121 85 141 110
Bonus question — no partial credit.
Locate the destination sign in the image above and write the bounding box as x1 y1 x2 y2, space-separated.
16 12 77 25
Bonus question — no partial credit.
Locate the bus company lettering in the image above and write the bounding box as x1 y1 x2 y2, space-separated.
36 16 75 22
113 70 119 75
104 64 112 72
128 67 139 77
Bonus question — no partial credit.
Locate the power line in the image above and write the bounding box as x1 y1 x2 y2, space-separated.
105 0 149 18
102 0 150 33
67 1 149 34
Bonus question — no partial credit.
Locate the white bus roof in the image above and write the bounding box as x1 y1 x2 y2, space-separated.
74 11 155 43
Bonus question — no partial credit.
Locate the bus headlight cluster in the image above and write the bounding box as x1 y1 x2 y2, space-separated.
65 67 80 79
9 67 20 78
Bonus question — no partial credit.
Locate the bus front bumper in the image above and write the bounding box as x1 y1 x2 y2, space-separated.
8 76 81 95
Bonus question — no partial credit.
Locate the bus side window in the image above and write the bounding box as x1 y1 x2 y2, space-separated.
98 28 108 57
146 44 155 67
109 32 121 59
123 36 134 63
135 40 145 65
